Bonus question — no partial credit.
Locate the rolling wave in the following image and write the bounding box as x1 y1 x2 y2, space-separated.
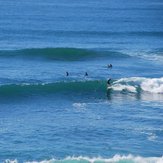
4 155 163 163
0 48 129 61
0 80 106 97
0 77 163 98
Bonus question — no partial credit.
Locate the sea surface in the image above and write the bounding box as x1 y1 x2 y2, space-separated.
0 0 163 163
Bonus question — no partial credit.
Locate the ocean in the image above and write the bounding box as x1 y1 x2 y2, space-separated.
0 0 163 163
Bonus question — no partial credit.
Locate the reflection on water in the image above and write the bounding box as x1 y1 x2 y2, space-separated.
107 89 163 102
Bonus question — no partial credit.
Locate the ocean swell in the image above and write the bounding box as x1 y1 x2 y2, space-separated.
0 48 128 61
0 80 106 97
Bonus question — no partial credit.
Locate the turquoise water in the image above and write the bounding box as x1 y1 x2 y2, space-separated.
0 0 163 162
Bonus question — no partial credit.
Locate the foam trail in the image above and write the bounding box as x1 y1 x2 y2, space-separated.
4 155 163 163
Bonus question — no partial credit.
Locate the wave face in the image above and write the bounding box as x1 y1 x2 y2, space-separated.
0 80 106 97
0 48 129 61
4 155 163 163
110 77 163 94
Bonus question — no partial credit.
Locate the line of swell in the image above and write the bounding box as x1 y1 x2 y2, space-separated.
1 29 163 37
0 48 129 61
0 80 106 97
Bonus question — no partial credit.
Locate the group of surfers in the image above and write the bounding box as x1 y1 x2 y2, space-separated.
66 64 113 87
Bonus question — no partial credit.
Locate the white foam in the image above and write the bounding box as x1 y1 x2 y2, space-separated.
147 133 157 141
141 78 163 93
111 84 137 93
111 77 163 94
73 103 86 108
123 51 163 64
4 160 18 163
4 155 163 163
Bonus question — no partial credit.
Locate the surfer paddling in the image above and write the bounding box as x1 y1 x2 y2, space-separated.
107 64 112 69
66 72 69 76
85 72 88 76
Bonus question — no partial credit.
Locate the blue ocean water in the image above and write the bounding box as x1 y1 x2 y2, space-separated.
0 0 163 162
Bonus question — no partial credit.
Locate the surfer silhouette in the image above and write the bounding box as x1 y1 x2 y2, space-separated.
66 72 69 76
107 64 112 69
107 78 112 86
85 72 88 76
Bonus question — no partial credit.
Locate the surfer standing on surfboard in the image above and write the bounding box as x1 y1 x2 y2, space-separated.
107 78 112 87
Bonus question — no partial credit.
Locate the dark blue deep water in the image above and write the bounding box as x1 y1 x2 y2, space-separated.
0 0 163 162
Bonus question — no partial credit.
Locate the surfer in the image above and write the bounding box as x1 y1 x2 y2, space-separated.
107 78 112 87
85 72 88 76
107 64 112 69
66 72 69 76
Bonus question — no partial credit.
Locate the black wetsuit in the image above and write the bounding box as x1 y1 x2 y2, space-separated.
108 64 112 68
66 72 69 76
107 79 111 85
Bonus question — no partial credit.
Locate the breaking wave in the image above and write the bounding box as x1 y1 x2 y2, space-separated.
110 77 163 94
0 77 163 97
4 155 163 163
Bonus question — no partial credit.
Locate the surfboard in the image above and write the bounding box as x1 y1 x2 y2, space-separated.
107 85 112 90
